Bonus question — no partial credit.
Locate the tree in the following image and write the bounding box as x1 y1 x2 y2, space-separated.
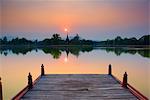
51 34 62 45
2 36 8 44
138 35 150 45
51 34 61 41
114 36 122 45
70 34 80 45
73 34 80 41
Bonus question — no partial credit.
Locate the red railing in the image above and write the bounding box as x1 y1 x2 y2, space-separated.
12 75 41 100
111 75 148 100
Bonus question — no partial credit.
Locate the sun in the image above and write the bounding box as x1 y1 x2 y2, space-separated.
64 28 68 32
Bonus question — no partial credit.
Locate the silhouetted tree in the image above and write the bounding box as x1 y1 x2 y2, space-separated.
114 36 122 45
70 34 81 45
51 34 61 40
1 36 8 45
138 35 150 45
51 34 62 45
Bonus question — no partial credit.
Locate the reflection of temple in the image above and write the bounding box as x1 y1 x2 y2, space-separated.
66 48 69 58
66 34 69 45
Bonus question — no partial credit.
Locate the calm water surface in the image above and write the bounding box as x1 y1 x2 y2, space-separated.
0 47 150 100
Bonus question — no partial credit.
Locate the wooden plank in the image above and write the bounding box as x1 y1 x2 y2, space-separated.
21 74 138 100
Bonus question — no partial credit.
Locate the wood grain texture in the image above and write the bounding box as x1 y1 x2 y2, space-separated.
21 74 137 100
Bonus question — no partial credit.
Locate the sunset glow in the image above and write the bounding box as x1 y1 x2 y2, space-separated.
0 0 149 99
64 28 68 32
1 0 149 40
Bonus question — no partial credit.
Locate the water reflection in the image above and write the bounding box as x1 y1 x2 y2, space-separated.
0 46 150 99
42 47 62 59
100 47 150 58
0 46 150 58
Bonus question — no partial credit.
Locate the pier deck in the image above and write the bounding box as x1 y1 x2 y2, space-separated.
21 74 137 100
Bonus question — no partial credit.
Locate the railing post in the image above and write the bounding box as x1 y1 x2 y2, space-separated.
41 64 45 76
108 64 112 75
0 77 3 100
122 72 128 88
28 73 33 89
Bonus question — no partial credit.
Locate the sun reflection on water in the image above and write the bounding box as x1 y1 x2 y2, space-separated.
64 57 68 63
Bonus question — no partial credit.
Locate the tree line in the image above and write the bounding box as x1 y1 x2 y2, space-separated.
0 34 93 45
0 34 149 46
97 35 150 46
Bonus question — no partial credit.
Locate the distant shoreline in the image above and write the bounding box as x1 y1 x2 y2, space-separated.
94 45 150 48
0 44 150 48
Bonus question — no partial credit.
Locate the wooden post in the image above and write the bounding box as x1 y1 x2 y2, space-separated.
41 64 45 76
28 73 33 89
122 72 128 88
0 77 3 100
108 64 112 75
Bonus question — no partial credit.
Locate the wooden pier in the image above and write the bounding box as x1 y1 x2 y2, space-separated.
11 64 148 100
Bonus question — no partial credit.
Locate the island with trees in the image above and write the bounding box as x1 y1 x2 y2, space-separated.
0 34 149 58
0 34 149 47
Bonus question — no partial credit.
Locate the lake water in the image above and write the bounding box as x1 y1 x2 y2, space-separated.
0 46 150 100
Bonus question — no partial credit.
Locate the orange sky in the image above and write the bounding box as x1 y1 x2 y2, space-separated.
1 0 149 40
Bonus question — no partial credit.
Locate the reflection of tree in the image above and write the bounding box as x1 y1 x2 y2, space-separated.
4 51 8 56
51 50 61 59
0 46 33 55
11 47 32 55
81 46 93 52
105 48 122 56
0 51 8 56
101 47 150 58
114 48 122 56
1 46 149 59
65 46 93 57
0 46 93 58
125 50 136 55
138 50 150 58
68 47 80 57
42 46 93 58
42 48 61 59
